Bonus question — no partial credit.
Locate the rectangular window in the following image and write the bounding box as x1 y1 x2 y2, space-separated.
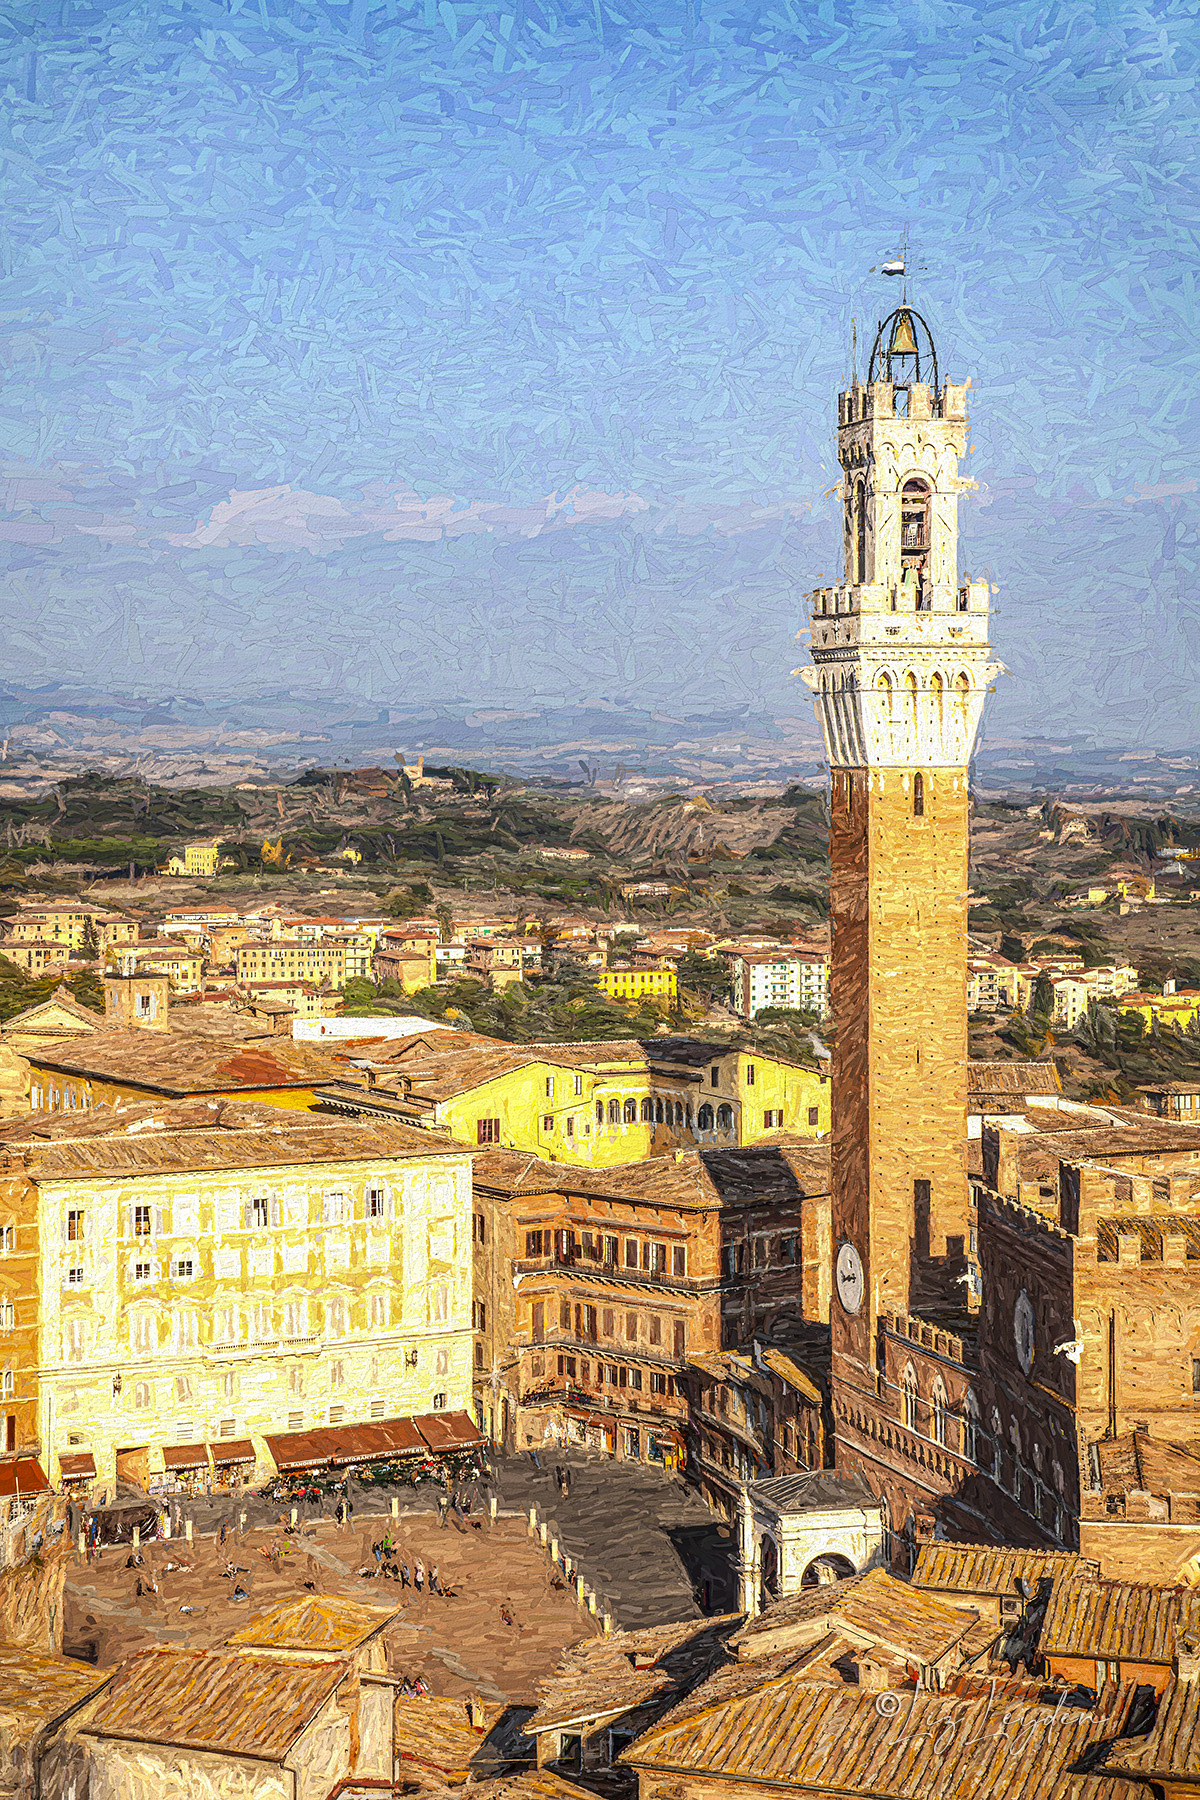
604 1234 618 1265
252 1196 271 1230
525 1229 544 1258
473 1300 486 1331
171 1255 195 1280
545 1076 555 1098
746 1064 755 1086
574 1074 583 1096
365 1185 386 1219
649 1315 661 1346
625 1311 637 1342
651 1371 667 1395
672 1244 686 1277
602 1308 614 1337
66 1266 84 1287
560 1299 571 1331
710 1067 719 1087
1192 1358 1200 1397
477 1117 501 1145
532 1301 545 1343
624 1239 638 1269
674 1319 686 1359
0 1225 12 1253
628 1368 642 1392
66 1209 85 1242
779 1234 798 1266
583 1305 597 1342
566 1117 574 1139
134 1204 152 1238
542 1115 554 1132
134 1261 152 1283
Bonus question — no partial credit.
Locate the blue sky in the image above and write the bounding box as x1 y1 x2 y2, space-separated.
0 0 1197 749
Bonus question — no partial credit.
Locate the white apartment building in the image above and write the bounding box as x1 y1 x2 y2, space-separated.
731 954 829 1021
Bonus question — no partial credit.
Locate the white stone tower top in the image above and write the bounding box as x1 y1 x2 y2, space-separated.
801 306 1003 770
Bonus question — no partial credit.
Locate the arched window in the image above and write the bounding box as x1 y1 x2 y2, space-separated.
856 479 868 583
685 1104 694 1131
913 772 924 817
655 1097 664 1124
623 1098 637 1124
134 1380 152 1410
931 670 944 732
674 1101 685 1128
876 671 893 720
640 1097 653 1122
608 1098 620 1125
931 1379 947 1447
990 1408 1002 1481
963 1390 980 1465
900 478 930 553
596 1099 604 1125
697 1103 714 1131
716 1103 734 1130
904 669 918 714
902 1366 917 1431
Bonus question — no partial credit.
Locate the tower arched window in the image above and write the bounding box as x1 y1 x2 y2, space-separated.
876 672 893 721
963 1390 980 1465
931 1379 947 1447
655 1097 664 1124
622 1098 637 1124
900 479 931 554
608 1098 620 1125
901 1365 917 1431
640 1097 653 1122
856 479 868 583
913 772 924 818
931 670 944 731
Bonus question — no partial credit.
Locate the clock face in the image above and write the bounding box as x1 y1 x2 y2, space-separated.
836 1241 865 1316
1014 1289 1035 1375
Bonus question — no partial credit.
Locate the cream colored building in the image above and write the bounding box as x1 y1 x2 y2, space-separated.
0 1101 473 1491
236 939 349 989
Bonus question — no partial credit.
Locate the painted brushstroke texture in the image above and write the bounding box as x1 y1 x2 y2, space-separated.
0 1 1195 742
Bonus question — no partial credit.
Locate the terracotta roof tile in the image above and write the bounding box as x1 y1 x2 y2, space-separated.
83 1647 347 1759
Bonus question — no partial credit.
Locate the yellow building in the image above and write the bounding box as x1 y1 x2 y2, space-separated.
0 940 72 977
236 940 349 990
5 907 137 952
0 1099 473 1489
1119 988 1200 1031
161 839 224 877
597 964 678 1004
315 1035 829 1163
128 940 207 995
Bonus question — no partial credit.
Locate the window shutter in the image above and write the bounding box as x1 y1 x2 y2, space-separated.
270 1197 281 1228
125 1204 134 1240
244 1200 253 1229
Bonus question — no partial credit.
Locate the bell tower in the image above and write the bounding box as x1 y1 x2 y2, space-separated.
801 307 1001 1427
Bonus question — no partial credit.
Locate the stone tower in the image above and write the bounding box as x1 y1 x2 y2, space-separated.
801 308 1001 1445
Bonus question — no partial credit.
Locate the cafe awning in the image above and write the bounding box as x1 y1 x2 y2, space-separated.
162 1443 209 1473
415 1410 485 1454
211 1439 256 1468
266 1411 474 1475
0 1457 50 1498
58 1452 96 1481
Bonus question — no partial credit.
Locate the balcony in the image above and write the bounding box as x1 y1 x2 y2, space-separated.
512 1255 698 1293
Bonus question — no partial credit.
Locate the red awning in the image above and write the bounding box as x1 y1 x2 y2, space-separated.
264 1428 334 1472
415 1410 485 1453
58 1452 96 1481
0 1457 50 1498
266 1413 457 1474
211 1439 255 1468
162 1443 209 1472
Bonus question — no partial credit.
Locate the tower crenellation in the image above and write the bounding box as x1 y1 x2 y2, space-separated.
803 308 1000 774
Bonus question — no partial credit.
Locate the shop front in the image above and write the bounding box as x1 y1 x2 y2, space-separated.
156 1443 211 1497
58 1451 97 1499
211 1439 256 1491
